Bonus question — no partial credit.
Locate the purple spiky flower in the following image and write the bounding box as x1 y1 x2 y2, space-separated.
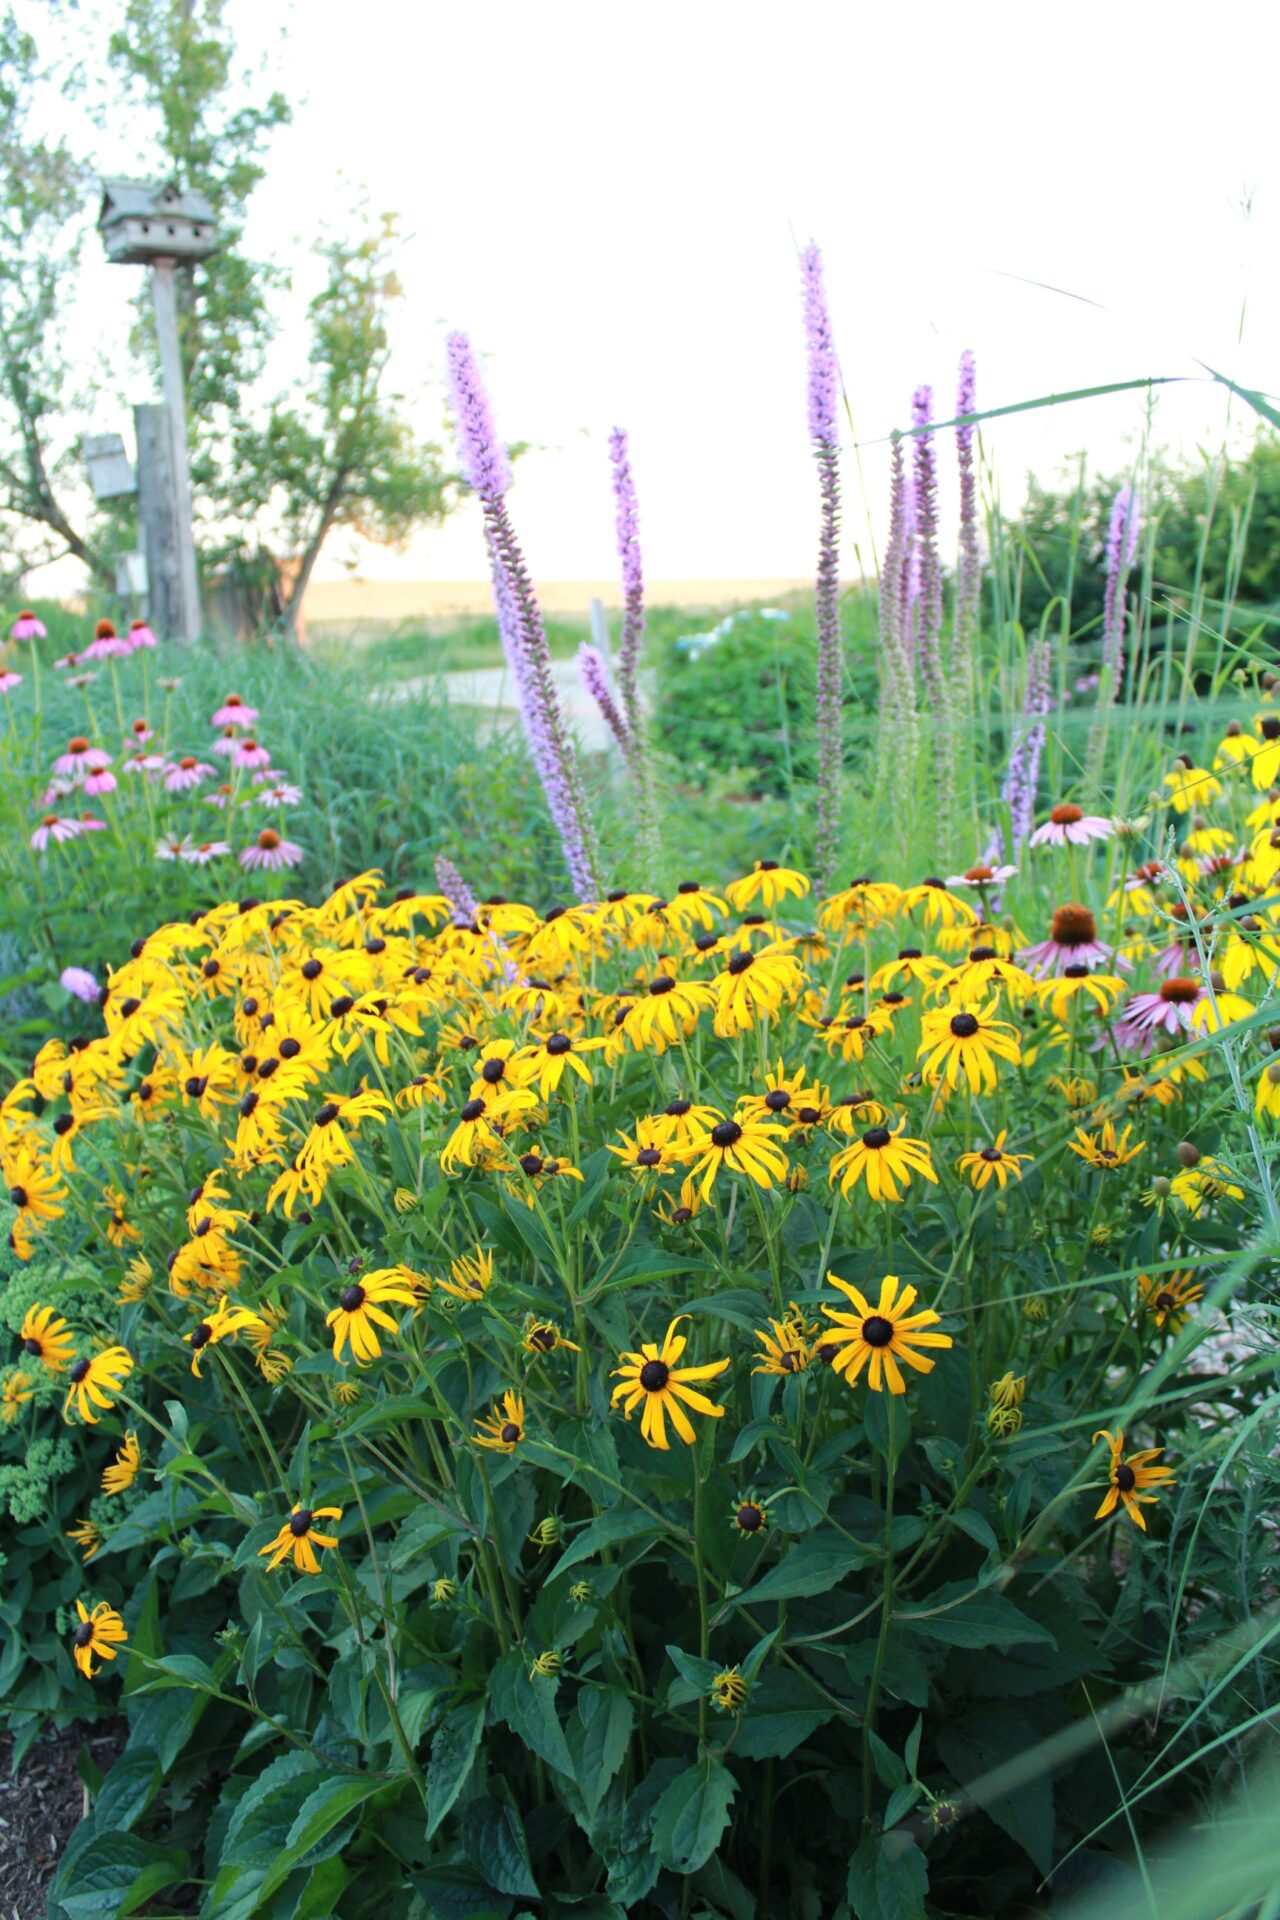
576 643 632 755
609 428 646 746
447 332 601 900
799 241 843 893
954 350 981 679
435 853 478 927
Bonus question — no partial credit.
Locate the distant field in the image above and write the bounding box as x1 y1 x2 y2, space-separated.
302 575 810 633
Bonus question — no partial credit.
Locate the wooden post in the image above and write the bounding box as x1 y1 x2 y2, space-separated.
149 258 201 642
134 403 181 642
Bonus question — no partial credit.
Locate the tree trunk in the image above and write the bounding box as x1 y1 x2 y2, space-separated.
280 472 347 640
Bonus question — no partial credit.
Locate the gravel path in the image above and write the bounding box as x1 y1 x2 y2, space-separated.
383 661 615 752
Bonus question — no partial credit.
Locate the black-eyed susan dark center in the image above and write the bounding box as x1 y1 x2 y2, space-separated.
639 1359 669 1390
861 1315 894 1347
711 1120 742 1148
950 1012 980 1038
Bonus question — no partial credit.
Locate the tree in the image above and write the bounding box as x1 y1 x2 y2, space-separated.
0 8 112 589
105 0 291 523
231 214 450 636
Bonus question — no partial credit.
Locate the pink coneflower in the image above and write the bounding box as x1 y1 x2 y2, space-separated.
10 609 45 641
257 781 302 808
60 965 100 1003
127 718 155 745
54 651 81 670
67 671 97 688
122 751 165 778
82 752 117 797
40 776 74 804
0 670 21 694
239 828 303 872
76 814 107 834
83 619 131 661
1018 904 1126 978
1113 976 1204 1050
179 839 230 865
946 861 1017 889
1029 803 1114 848
127 619 158 649
155 833 194 862
211 694 259 730
204 783 235 809
52 736 95 777
163 755 216 792
211 727 240 757
249 766 282 786
31 814 84 849
231 737 272 771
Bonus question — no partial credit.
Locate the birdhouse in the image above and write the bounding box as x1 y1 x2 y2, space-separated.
81 433 137 500
98 177 219 266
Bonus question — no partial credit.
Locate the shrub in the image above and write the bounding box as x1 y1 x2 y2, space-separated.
1 773 1274 1914
652 602 878 798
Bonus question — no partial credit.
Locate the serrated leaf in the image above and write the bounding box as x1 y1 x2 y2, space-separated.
734 1529 870 1605
489 1650 574 1775
732 1670 834 1760
425 1699 487 1840
846 1832 929 1920
937 1708 1055 1875
569 1689 635 1826
91 1747 162 1834
52 1832 188 1920
896 1583 1056 1650
664 1643 720 1706
605 1758 683 1906
462 1796 539 1897
651 1757 737 1874
553 1509 662 1577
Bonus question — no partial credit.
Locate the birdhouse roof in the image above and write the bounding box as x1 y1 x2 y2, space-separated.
98 176 217 225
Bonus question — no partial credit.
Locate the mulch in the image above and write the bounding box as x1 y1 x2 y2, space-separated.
0 1722 125 1920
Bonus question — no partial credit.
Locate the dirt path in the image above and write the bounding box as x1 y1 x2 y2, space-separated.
0 1724 123 1920
383 660 616 752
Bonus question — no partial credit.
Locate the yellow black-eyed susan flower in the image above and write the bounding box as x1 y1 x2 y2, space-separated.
1170 1156 1244 1213
956 1131 1032 1190
608 1115 678 1180
64 1346 134 1424
102 1430 141 1496
522 1030 606 1098
522 1319 581 1356
527 1515 563 1552
475 1390 525 1451
821 1272 952 1394
18 1303 75 1372
569 1579 592 1604
725 862 810 912
829 1121 936 1203
5 1148 66 1257
1 1370 33 1423
331 1378 362 1407
326 1267 420 1363
611 1315 729 1449
530 1648 563 1678
440 1088 534 1173
1136 1269 1203 1331
730 1494 768 1536
70 1599 127 1678
712 943 804 1036
259 1503 343 1574
185 1296 266 1377
1034 969 1127 1021
751 1318 810 1376
897 877 977 930
118 1255 153 1304
710 1666 749 1712
619 972 714 1055
67 1518 102 1562
818 876 901 930
436 1247 494 1301
1069 1119 1144 1171
1092 1430 1176 1531
679 1111 789 1201
432 1577 457 1603
917 1000 1022 1093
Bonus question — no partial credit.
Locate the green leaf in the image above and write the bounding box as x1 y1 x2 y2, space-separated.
425 1699 487 1840
91 1747 162 1833
54 1832 188 1919
846 1832 929 1920
489 1651 574 1775
283 1773 389 1867
605 1758 683 1907
937 1709 1055 1876
553 1508 662 1577
733 1529 871 1605
462 1797 539 1898
651 1756 737 1874
664 1643 720 1707
863 1391 910 1467
897 1583 1056 1650
569 1688 635 1826
733 1669 835 1760
410 1862 510 1920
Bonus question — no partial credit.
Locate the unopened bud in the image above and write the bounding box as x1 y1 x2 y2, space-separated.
1151 1175 1172 1198
1226 718 1242 737
1175 1141 1200 1168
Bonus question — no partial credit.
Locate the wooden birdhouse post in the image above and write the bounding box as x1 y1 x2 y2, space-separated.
98 178 219 643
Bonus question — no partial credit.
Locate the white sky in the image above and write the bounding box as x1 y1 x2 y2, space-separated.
26 0 1280 590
